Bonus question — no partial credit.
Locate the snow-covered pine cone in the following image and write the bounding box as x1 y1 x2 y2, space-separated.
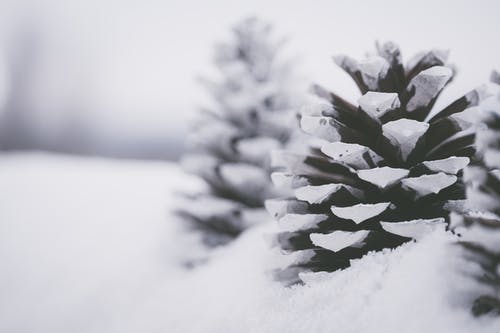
451 91 500 316
266 41 490 284
178 17 301 247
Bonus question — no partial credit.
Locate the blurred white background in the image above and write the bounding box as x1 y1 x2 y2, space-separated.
0 0 498 159
1 2 500 332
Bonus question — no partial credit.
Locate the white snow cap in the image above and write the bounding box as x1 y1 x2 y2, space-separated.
265 199 308 220
300 103 333 117
358 56 389 91
406 49 449 73
382 119 429 161
271 172 309 189
401 172 457 196
484 149 500 169
219 163 268 191
469 84 493 103
270 150 298 169
183 196 241 220
321 142 383 169
448 106 482 130
380 218 446 240
358 92 400 120
491 70 500 85
295 184 362 205
406 66 453 112
270 150 320 176
357 167 409 189
333 54 359 72
181 154 218 176
236 137 281 163
310 230 370 252
278 214 328 232
376 40 400 60
422 156 470 174
331 202 391 224
301 116 341 142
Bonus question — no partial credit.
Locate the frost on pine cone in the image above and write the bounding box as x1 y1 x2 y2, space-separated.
267 41 490 283
451 85 500 316
179 17 300 247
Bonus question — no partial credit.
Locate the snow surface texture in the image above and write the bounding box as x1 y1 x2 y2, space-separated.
1 153 500 333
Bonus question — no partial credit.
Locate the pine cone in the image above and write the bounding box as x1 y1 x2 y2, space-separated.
179 17 301 247
451 97 500 316
267 41 490 284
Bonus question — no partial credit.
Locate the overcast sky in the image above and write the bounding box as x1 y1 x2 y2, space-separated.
0 0 499 157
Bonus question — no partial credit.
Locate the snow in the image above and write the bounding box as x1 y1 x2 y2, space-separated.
271 171 310 189
321 141 383 169
423 156 470 174
484 148 500 170
380 218 447 240
358 56 389 91
401 172 457 196
271 150 319 176
300 115 341 142
236 137 281 164
406 49 449 73
278 213 328 232
299 102 333 117
358 91 400 120
219 163 269 193
331 202 391 224
310 230 370 252
332 55 359 76
1 153 500 333
178 196 241 222
382 118 429 161
295 183 361 205
449 106 483 130
265 199 308 219
357 166 409 188
0 153 204 333
406 66 453 113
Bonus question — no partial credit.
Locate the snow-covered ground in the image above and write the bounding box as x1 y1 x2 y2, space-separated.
0 153 499 333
